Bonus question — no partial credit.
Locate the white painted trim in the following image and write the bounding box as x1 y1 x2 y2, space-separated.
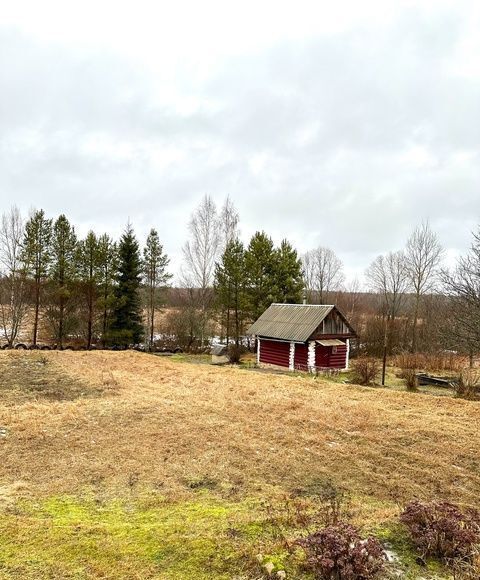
256 337 260 364
307 340 316 373
345 338 350 370
289 342 295 371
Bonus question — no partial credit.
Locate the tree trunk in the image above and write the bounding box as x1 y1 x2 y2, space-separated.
381 315 389 386
102 279 108 347
149 283 155 349
226 306 230 345
33 277 40 346
87 288 93 349
59 295 64 349
234 292 239 347
411 292 420 353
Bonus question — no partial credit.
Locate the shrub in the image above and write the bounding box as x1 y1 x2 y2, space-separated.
455 369 480 400
263 481 351 549
350 358 379 386
400 500 480 562
392 352 466 373
402 368 419 391
227 343 243 364
452 545 480 579
296 522 386 580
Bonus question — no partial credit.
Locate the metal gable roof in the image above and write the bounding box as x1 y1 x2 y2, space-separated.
246 303 335 342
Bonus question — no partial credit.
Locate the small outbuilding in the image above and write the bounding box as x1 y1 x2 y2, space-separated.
246 303 355 372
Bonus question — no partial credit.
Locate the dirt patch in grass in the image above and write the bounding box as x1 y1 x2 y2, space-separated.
0 351 105 405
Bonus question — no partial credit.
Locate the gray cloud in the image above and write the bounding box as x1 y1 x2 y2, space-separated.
1 4 479 283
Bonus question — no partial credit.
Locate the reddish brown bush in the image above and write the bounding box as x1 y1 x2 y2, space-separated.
350 358 379 385
296 522 385 579
400 500 480 562
402 368 419 391
393 353 466 373
455 369 480 400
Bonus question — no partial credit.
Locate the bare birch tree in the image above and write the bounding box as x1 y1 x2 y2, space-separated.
217 196 239 341
182 195 220 346
405 221 443 352
219 196 239 252
442 227 480 365
302 246 345 303
0 207 28 346
366 251 408 384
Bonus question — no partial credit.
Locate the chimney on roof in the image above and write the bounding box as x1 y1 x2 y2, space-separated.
302 292 307 305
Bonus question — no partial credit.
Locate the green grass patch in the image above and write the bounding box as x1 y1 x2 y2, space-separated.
0 490 455 579
0 492 285 579
169 353 211 365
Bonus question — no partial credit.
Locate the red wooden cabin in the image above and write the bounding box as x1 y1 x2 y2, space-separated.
247 303 356 372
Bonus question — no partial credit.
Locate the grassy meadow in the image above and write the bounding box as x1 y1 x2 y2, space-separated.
0 350 479 578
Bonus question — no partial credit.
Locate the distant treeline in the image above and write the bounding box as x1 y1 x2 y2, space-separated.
0 197 479 362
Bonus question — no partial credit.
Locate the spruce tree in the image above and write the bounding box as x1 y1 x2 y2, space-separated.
214 238 246 345
274 239 304 304
109 224 143 346
143 229 171 349
48 214 78 347
21 209 53 345
244 231 278 321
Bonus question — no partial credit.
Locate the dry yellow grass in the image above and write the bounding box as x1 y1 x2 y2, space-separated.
1 350 479 508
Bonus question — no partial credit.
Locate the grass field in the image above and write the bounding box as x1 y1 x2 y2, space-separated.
0 351 479 579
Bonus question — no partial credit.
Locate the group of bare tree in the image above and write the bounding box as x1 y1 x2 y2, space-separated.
0 207 28 346
300 221 480 376
442 230 480 365
302 247 345 304
179 196 239 346
364 222 480 381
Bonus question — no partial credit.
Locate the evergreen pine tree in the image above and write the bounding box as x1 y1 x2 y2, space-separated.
21 209 53 345
77 231 102 348
143 229 171 349
48 214 78 347
97 234 117 346
244 231 278 322
214 238 246 345
274 239 304 304
109 224 143 346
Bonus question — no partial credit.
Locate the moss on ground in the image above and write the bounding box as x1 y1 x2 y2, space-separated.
0 490 454 579
0 493 263 579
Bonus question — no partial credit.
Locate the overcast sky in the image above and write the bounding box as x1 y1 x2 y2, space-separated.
1 0 479 284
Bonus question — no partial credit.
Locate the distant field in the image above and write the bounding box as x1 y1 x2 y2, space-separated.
0 351 479 579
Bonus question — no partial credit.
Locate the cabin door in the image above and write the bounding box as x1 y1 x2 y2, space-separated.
316 345 330 368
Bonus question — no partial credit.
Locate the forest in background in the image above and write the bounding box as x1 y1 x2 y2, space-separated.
0 196 479 367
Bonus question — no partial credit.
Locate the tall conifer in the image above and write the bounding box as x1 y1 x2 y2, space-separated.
109 224 143 346
143 229 171 348
21 209 53 345
48 214 78 347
